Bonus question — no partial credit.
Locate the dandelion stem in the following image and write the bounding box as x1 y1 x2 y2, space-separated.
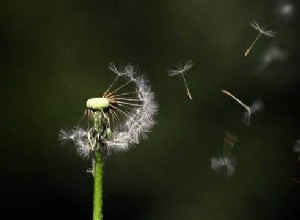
93 150 103 220
245 32 262 56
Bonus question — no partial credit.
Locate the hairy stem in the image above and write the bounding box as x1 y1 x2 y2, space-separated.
93 150 103 220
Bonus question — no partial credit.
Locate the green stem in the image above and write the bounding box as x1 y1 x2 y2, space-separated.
93 150 103 220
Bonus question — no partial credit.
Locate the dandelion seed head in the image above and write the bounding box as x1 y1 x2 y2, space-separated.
251 20 276 37
59 63 158 158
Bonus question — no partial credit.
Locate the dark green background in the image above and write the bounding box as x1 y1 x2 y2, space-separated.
1 0 299 219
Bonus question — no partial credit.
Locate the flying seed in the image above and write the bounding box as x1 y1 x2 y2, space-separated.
211 132 238 177
245 20 276 57
222 90 263 125
168 60 193 100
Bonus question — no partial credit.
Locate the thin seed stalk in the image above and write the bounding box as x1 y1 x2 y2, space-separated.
93 150 103 220
181 73 192 100
245 32 262 56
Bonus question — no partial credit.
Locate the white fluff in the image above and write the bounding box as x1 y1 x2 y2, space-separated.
59 63 158 157
211 156 236 177
250 20 276 37
105 65 158 152
59 127 92 158
243 99 264 126
167 60 193 77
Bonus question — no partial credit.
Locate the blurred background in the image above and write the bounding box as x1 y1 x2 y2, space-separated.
1 0 300 219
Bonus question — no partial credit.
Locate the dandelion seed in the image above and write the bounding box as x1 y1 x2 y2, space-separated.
59 126 91 158
211 132 238 177
168 60 193 100
222 90 264 126
243 99 264 126
277 1 295 18
245 20 276 57
258 44 288 71
211 156 236 177
263 45 287 64
280 2 294 16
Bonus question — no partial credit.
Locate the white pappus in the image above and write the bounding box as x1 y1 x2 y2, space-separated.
59 63 158 158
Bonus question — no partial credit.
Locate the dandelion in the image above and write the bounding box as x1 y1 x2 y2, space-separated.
59 63 158 220
245 20 276 57
168 60 193 100
222 90 264 126
211 132 238 177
